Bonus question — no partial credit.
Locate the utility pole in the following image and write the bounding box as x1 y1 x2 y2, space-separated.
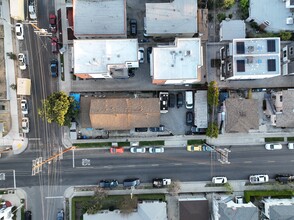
32 146 76 176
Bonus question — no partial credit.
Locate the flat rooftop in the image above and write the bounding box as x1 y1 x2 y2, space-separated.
153 38 202 80
249 0 294 31
232 38 280 77
73 0 126 36
74 39 138 75
145 0 197 35
220 20 246 41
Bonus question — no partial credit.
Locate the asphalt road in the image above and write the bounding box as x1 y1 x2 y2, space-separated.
1 145 294 188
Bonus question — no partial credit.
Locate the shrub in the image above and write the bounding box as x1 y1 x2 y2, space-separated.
217 13 227 22
206 123 219 138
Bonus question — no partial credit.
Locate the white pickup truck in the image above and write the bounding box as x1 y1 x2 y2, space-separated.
28 1 37 20
152 178 171 188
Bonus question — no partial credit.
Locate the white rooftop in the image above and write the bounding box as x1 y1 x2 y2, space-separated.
220 20 246 41
74 39 138 75
232 38 281 79
74 0 126 36
83 201 167 220
152 38 202 80
249 0 294 32
194 91 208 128
145 0 197 35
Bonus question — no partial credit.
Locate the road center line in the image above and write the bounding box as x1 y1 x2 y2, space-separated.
174 163 182 166
151 164 159 166
244 161 252 163
267 160 275 163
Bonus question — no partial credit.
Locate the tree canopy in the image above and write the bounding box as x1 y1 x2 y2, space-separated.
207 81 219 107
38 91 79 127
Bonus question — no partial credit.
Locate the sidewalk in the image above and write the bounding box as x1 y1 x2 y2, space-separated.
0 0 28 154
64 180 275 220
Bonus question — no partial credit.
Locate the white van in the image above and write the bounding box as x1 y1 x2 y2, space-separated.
185 91 193 109
69 122 77 140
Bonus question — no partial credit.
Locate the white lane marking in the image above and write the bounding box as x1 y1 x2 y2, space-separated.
291 160 294 162
174 163 182 166
28 138 41 141
267 160 275 163
75 167 94 169
244 161 252 163
151 164 159 167
45 196 63 199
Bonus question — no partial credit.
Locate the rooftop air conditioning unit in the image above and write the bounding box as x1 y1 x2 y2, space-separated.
286 17 294 25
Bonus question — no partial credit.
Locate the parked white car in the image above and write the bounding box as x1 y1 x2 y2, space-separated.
130 147 146 153
15 23 24 40
28 4 37 20
138 47 144 63
18 53 26 70
288 143 294 149
249 175 269 184
21 117 29 133
265 143 282 150
212 177 227 184
20 99 28 115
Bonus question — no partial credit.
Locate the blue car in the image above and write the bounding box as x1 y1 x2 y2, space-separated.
50 59 58 77
57 209 64 220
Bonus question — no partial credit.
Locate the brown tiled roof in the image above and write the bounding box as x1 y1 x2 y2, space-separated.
225 98 259 133
89 98 160 130
179 200 209 220
276 90 294 127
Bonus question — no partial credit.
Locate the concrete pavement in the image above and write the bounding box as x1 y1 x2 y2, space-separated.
0 0 28 154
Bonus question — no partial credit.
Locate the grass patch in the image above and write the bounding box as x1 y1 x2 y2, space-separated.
74 142 112 148
287 137 294 142
244 190 294 203
72 194 165 218
139 141 164 146
187 139 206 145
0 190 7 194
21 206 24 220
264 137 284 142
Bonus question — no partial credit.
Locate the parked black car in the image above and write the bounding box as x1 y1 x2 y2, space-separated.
99 179 119 188
177 92 183 108
186 111 194 126
25 211 32 220
135 127 148 132
147 47 152 63
191 126 207 134
169 93 176 108
149 125 165 132
275 174 294 184
130 19 137 36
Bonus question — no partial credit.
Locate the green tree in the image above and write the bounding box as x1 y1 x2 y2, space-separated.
223 0 235 8
239 0 249 9
6 52 17 60
207 81 219 107
38 91 79 126
206 122 219 138
280 31 292 41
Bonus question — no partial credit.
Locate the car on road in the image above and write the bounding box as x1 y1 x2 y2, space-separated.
130 147 146 153
275 174 294 184
168 93 175 108
186 111 194 126
177 92 183 108
25 211 32 220
249 174 269 184
265 143 282 150
130 19 137 36
50 59 58 77
288 143 294 149
99 179 119 188
18 53 26 70
212 177 227 184
28 3 37 20
123 178 140 187
21 117 29 133
186 145 202 152
57 209 64 220
147 47 152 63
138 47 144 63
51 37 58 53
21 99 28 115
15 23 24 40
149 147 164 153
110 147 124 154
159 92 168 113
202 144 214 152
49 13 57 33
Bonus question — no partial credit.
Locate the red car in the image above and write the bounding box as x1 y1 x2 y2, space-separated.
110 147 124 154
49 13 57 33
51 37 58 53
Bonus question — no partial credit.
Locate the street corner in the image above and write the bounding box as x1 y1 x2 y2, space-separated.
12 137 28 154
63 186 75 199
